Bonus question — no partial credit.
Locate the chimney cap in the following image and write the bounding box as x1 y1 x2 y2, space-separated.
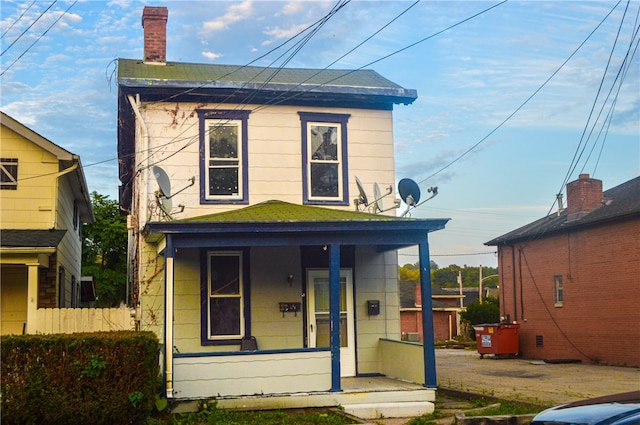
142 6 168 26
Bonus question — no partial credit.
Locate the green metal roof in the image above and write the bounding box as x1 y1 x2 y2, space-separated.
119 59 402 89
117 58 417 104
175 200 397 223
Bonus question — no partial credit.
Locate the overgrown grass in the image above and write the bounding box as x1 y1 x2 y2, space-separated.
146 402 356 425
403 410 446 425
465 401 541 416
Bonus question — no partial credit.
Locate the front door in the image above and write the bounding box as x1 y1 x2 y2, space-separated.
307 269 356 377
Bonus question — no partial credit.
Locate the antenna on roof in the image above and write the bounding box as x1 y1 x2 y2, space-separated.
398 178 438 217
372 182 398 213
354 176 369 211
354 176 399 213
152 166 195 220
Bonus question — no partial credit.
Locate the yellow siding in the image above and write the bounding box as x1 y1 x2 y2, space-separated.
1 266 27 335
0 125 58 229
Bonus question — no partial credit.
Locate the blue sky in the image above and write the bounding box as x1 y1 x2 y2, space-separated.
1 1 638 268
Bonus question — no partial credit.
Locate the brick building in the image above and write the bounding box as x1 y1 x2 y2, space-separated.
486 174 640 367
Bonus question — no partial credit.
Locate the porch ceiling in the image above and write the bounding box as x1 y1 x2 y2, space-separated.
144 200 449 251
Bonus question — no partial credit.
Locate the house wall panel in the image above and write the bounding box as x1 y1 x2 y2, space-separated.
0 125 58 229
498 218 640 367
0 266 28 335
173 350 331 398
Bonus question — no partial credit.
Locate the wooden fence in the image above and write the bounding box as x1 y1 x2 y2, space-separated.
32 307 134 334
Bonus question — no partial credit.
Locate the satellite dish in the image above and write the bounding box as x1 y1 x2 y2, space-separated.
398 178 421 206
354 176 369 209
153 166 171 198
373 183 383 212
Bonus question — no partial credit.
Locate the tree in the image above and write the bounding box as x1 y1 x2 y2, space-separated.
82 192 127 307
460 296 500 339
398 261 438 282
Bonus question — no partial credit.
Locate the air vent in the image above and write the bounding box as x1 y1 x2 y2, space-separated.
536 335 544 347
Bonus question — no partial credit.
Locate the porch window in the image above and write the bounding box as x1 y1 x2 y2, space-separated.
0 158 18 190
554 275 563 307
299 112 349 205
198 110 250 204
205 251 246 342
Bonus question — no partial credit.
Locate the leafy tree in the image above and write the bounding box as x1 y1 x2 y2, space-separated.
460 296 500 339
398 261 438 282
82 192 127 307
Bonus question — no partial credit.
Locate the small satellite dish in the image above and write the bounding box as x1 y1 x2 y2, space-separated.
153 166 171 198
355 176 369 209
373 183 383 212
398 178 421 206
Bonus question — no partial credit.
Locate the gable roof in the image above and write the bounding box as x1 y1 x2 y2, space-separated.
486 176 640 245
0 111 94 223
117 58 417 108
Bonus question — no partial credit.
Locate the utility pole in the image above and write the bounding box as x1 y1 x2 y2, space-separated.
458 271 463 308
479 265 483 304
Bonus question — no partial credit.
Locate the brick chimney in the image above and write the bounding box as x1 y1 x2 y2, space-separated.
566 173 603 216
142 6 168 64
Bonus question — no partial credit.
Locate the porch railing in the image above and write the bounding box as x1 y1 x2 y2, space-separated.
379 338 425 385
31 307 134 334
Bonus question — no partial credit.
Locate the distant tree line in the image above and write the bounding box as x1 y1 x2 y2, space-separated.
398 262 498 289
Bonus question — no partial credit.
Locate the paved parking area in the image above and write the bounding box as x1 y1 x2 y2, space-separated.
435 348 640 406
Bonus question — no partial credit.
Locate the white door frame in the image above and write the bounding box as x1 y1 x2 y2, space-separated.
307 268 356 377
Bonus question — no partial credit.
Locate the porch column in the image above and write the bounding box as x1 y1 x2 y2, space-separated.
26 263 39 334
418 241 437 388
164 235 175 398
329 244 342 392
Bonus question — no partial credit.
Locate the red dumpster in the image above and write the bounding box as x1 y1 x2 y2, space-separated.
473 323 520 358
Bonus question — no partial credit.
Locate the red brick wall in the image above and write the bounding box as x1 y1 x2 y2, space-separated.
497 217 640 366
400 310 459 342
38 253 57 308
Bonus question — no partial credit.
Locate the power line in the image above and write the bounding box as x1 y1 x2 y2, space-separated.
1 1 77 76
1 0 57 56
1 0 38 39
418 0 623 189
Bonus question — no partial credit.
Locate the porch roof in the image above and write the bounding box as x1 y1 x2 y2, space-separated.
144 200 449 250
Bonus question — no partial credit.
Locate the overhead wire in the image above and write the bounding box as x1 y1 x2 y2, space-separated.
418 0 623 188
1 1 77 76
1 0 38 39
1 0 57 57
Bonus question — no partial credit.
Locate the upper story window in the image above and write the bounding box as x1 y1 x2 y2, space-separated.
299 112 350 205
198 110 250 204
1 158 18 190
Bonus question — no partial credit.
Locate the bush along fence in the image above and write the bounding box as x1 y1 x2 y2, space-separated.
1 331 160 425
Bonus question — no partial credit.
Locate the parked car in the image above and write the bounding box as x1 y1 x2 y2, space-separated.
531 391 640 425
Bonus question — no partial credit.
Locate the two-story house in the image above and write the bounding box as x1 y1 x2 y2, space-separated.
486 174 640 367
117 7 448 416
0 111 94 335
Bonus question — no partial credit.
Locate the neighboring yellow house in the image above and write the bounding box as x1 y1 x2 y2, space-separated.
0 111 94 335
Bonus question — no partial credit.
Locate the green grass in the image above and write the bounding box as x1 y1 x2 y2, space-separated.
465 401 542 416
146 403 356 425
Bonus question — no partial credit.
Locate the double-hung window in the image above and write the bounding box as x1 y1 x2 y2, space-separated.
1 158 18 190
198 110 250 204
299 112 350 205
202 250 249 344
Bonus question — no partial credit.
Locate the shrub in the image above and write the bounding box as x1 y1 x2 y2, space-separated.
1 331 160 425
460 296 500 339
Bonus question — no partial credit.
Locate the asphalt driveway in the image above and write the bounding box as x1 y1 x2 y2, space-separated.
435 348 640 406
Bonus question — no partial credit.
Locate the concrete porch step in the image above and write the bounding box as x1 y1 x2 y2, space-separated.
342 401 434 420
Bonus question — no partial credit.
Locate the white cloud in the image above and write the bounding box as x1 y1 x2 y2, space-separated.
202 51 222 61
281 2 304 16
203 1 254 32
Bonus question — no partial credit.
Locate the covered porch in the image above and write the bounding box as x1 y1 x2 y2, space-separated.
144 201 448 408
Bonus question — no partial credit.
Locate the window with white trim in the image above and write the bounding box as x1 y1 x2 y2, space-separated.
198 110 249 204
206 251 244 340
1 158 18 190
554 275 564 307
299 112 350 205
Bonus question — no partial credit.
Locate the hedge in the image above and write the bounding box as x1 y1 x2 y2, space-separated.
1 331 160 425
